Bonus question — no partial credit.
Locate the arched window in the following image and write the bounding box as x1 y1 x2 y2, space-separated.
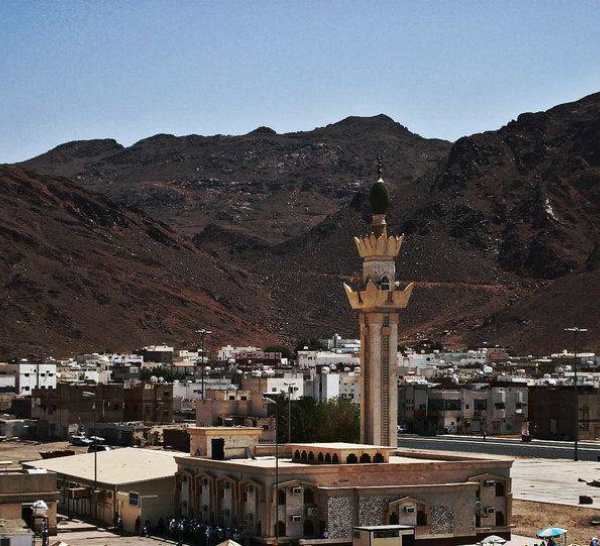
374 453 384 463
380 276 391 291
332 454 339 464
346 453 358 464
294 450 300 460
301 450 307 461
389 511 399 525
278 488 286 505
495 511 505 526
416 504 428 526
360 453 371 463
308 451 315 462
325 453 332 463
317 452 324 462
304 488 314 504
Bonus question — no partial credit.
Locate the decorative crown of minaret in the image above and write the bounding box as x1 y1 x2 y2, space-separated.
343 159 414 310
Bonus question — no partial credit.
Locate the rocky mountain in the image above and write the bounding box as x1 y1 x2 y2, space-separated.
0 166 276 358
12 96 600 356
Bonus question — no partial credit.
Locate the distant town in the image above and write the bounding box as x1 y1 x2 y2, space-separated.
1 333 597 443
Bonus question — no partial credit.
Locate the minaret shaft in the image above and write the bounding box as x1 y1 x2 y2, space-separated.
343 174 412 447
359 312 399 445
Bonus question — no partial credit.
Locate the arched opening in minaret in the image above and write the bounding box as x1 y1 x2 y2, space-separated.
360 453 371 463
346 453 358 464
324 453 332 463
374 453 384 463
317 452 324 462
380 276 391 291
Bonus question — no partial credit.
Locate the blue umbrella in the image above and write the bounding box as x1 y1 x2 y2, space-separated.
536 528 567 538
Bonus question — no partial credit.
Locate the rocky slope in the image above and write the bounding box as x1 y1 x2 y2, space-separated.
12 97 600 355
0 166 276 358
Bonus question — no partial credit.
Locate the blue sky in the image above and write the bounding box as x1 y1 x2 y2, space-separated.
2 1 599 163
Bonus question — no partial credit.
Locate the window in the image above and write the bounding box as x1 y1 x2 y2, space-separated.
129 492 139 506
0 537 10 546
380 276 391 291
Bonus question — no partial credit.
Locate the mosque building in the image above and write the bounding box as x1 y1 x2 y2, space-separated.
175 170 513 546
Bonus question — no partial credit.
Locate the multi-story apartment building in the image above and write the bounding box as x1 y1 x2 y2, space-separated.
400 384 528 436
33 382 173 439
528 384 600 440
0 361 57 395
297 350 359 372
304 368 360 404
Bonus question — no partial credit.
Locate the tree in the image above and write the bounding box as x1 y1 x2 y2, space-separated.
280 395 359 444
294 338 327 353
140 366 185 382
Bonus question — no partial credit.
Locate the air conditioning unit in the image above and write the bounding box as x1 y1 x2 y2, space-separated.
403 506 415 513
484 507 495 514
474 501 482 511
292 486 302 494
245 484 255 493
307 507 318 516
291 515 302 522
483 479 496 487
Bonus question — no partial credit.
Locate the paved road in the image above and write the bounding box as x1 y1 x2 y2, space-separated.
398 434 600 461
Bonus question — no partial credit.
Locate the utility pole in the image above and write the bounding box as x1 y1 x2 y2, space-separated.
565 327 588 462
263 395 279 545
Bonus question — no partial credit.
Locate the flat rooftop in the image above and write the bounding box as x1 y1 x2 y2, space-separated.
23 447 186 485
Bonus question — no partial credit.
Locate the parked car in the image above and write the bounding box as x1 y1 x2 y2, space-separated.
69 435 93 446
87 444 112 453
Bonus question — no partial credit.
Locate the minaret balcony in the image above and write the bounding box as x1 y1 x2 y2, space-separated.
344 280 414 310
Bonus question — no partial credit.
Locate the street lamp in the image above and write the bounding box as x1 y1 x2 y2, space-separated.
196 329 212 368
565 327 588 462
201 365 211 400
263 395 279 545
82 390 98 520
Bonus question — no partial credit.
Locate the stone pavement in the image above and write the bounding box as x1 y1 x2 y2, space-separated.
512 458 600 508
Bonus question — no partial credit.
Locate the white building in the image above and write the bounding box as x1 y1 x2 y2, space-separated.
2 361 57 395
217 345 261 361
304 368 360 404
297 350 360 371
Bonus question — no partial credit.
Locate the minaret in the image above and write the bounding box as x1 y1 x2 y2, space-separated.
343 164 414 446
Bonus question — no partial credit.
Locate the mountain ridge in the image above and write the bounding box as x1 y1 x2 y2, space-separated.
10 97 600 355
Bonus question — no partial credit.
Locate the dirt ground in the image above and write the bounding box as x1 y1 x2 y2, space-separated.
513 500 600 545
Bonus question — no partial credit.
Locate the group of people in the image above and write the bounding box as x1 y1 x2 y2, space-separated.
133 515 251 546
